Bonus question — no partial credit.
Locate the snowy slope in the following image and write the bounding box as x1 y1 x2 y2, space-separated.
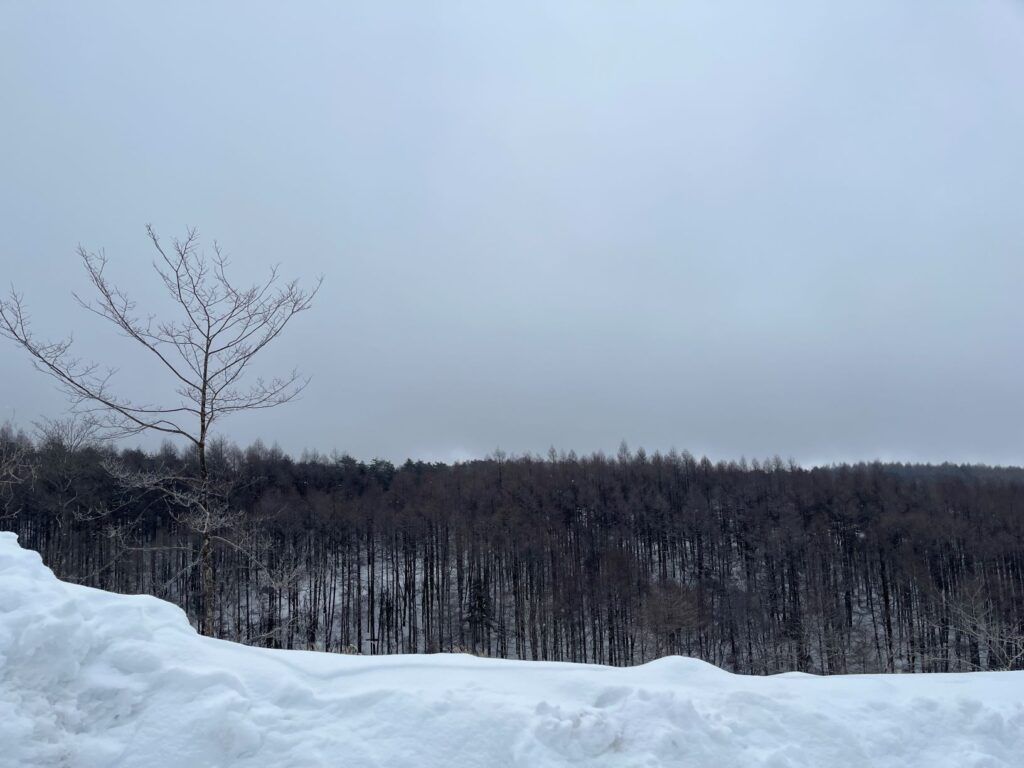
1 532 1022 768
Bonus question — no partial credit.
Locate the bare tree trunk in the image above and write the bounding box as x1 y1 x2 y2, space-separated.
201 530 214 634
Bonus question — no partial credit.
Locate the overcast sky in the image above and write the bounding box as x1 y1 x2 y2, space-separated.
2 1 1023 466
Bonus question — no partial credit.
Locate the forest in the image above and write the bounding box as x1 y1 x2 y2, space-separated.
3 423 1022 675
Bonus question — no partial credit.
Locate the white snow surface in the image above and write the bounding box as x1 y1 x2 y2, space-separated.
2 532 1023 768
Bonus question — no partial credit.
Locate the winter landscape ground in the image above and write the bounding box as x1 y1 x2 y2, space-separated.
3 531 1022 768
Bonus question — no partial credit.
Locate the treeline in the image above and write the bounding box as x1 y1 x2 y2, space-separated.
3 425 1023 674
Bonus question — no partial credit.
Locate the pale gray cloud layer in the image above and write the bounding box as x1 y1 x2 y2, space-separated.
2 1 1023 465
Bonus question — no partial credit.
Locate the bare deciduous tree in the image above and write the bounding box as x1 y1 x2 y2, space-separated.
0 227 321 632
940 582 1024 672
0 430 32 519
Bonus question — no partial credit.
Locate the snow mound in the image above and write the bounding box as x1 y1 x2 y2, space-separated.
2 532 1023 767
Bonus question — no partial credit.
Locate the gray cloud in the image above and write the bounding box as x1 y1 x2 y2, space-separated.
2 1 1023 465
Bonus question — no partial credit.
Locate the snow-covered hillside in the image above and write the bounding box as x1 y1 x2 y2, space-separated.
1 532 1022 768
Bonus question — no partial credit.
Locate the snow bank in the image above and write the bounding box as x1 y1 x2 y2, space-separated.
1 532 1022 768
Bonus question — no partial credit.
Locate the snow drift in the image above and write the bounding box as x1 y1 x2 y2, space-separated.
1 532 1022 768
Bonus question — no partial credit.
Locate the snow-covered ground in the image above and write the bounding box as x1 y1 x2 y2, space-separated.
2 532 1022 768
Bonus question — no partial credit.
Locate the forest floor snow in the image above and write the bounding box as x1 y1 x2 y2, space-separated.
1 531 1023 767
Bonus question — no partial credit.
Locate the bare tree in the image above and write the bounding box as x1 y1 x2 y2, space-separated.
0 429 32 519
939 582 1024 672
29 415 107 575
0 227 321 632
